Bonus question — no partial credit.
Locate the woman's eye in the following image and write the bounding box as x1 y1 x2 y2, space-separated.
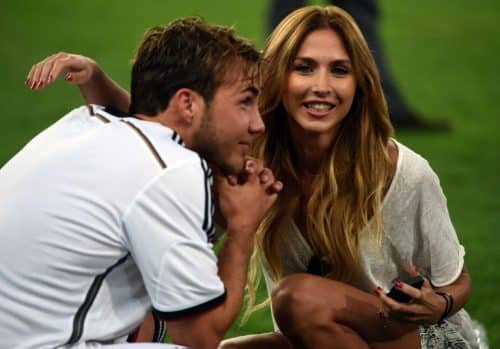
294 64 313 73
332 65 349 75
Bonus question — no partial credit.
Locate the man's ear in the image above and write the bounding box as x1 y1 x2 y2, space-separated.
173 88 205 125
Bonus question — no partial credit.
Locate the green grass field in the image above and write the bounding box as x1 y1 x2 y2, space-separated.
1 0 499 346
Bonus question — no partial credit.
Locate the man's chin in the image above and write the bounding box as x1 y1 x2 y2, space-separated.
212 156 244 176
205 153 244 177
219 162 244 177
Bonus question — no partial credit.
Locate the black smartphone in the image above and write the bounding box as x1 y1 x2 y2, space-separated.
386 275 424 303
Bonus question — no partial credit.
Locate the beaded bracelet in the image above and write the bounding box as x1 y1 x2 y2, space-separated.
436 291 454 323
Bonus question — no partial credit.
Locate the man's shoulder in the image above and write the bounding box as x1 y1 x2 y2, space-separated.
126 122 203 172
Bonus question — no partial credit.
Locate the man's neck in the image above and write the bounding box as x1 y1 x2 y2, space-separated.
135 112 195 149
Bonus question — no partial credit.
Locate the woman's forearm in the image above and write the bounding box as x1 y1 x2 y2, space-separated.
79 63 131 111
435 266 472 316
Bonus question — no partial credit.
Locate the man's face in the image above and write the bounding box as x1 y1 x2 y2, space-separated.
193 70 264 175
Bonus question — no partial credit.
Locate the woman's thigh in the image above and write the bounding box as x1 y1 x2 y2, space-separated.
271 273 420 347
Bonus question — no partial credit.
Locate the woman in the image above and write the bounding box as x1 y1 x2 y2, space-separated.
26 6 476 348
222 6 476 349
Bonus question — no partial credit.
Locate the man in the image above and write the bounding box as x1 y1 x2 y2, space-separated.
0 17 281 349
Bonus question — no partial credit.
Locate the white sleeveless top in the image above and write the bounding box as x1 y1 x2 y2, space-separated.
263 140 476 346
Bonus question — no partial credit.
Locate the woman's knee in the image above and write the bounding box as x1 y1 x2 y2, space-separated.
271 274 337 332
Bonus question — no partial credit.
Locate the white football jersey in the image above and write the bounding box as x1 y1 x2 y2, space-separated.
0 105 224 348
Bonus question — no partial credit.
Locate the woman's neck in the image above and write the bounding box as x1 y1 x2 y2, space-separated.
290 129 336 177
287 114 339 173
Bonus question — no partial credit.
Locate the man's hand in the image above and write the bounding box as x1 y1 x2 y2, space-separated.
214 157 282 236
26 52 100 90
167 160 282 349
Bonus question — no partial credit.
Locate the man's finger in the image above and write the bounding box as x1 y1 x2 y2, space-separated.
227 175 238 186
258 168 274 184
244 159 255 174
268 181 283 194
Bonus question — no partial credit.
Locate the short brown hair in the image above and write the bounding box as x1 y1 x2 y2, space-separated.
129 17 260 115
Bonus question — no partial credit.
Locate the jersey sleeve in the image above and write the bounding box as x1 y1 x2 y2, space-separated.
416 161 465 287
123 159 225 320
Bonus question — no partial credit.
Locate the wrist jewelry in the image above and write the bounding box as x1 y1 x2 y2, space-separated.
436 292 454 323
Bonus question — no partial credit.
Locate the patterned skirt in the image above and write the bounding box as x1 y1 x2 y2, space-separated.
420 321 473 349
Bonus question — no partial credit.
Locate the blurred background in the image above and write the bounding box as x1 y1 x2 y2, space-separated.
1 0 499 345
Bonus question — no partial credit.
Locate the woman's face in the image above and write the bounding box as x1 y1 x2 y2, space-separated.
283 28 357 141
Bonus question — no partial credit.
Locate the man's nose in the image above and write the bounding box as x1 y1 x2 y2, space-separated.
249 108 265 134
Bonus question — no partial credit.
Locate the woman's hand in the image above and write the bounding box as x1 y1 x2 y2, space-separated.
375 266 449 325
377 277 447 325
26 52 99 90
25 52 131 110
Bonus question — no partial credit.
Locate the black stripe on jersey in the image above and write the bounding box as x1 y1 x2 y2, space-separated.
171 131 185 146
152 290 227 321
200 158 215 241
206 225 216 242
172 131 186 147
208 165 215 239
152 312 168 343
65 253 130 345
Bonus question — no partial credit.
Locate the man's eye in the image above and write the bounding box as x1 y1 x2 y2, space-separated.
240 96 253 105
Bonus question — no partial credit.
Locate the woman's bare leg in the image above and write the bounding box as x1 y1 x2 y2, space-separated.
271 273 421 349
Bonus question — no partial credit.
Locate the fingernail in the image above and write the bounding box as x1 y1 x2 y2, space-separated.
31 81 37 89
245 160 254 171
47 75 52 84
38 81 44 88
395 280 403 288
373 287 382 296
25 77 31 86
65 73 73 82
227 175 237 185
261 174 269 182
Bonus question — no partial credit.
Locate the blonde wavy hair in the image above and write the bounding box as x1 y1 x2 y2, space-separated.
246 5 394 315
